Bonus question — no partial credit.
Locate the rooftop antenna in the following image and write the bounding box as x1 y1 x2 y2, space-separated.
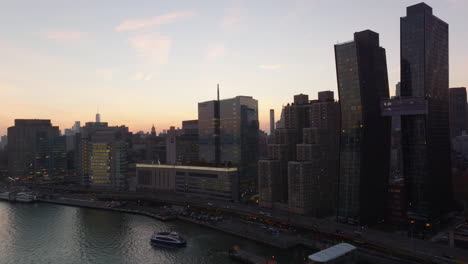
217 83 220 101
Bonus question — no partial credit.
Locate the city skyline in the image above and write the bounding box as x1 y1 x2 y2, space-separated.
2 2 468 263
1 0 467 135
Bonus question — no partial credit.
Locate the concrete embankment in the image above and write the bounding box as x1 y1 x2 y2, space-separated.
39 198 176 221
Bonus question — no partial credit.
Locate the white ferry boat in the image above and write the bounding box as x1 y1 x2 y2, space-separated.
0 192 11 201
14 192 37 203
150 232 186 247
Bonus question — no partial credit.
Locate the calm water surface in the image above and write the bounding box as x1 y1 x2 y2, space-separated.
0 201 311 264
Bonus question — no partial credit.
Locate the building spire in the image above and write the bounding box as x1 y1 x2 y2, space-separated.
217 83 220 101
96 107 101 123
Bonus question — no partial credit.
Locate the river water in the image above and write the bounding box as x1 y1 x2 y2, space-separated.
0 201 312 264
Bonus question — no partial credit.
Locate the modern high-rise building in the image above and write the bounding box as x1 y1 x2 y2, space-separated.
0 135 7 150
449 87 467 138
275 107 285 129
7 119 66 180
166 126 177 165
400 3 451 221
270 109 275 136
389 83 404 179
176 120 199 164
335 30 391 224
198 100 220 164
72 121 81 133
76 121 130 189
198 94 259 199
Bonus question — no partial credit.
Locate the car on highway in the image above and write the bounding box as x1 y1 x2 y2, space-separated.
353 230 363 237
442 254 454 260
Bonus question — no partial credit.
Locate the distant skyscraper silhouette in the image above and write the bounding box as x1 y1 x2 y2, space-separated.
96 110 101 123
270 109 275 136
400 2 451 221
166 126 177 165
449 87 467 138
335 30 391 224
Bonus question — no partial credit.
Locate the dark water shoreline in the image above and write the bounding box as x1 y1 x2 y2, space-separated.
0 201 312 264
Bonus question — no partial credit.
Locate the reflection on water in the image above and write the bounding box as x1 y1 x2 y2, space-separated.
0 201 311 264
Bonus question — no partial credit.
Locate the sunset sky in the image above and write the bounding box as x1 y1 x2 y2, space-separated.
1 0 467 135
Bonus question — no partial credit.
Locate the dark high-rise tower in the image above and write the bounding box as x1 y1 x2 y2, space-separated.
335 30 391 224
8 119 66 180
270 109 275 136
400 3 451 220
449 87 467 138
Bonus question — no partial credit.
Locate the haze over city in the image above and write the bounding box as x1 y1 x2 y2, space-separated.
1 0 468 135
3 1 468 263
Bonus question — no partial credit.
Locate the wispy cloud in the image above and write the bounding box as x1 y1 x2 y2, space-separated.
115 10 195 32
40 30 89 42
132 72 154 81
206 43 226 60
95 69 113 81
281 0 315 24
129 33 171 65
259 64 283 70
220 6 246 32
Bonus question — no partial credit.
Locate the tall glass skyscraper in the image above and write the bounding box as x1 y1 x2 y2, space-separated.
198 95 259 199
400 3 451 221
335 30 391 224
198 100 220 164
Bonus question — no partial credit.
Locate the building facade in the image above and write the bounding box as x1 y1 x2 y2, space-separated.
259 92 340 217
400 3 451 221
198 100 220 164
0 135 7 150
449 87 467 138
171 120 199 165
77 122 129 189
198 95 259 199
270 109 275 136
7 119 66 180
335 30 391 224
166 126 177 165
136 164 239 201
